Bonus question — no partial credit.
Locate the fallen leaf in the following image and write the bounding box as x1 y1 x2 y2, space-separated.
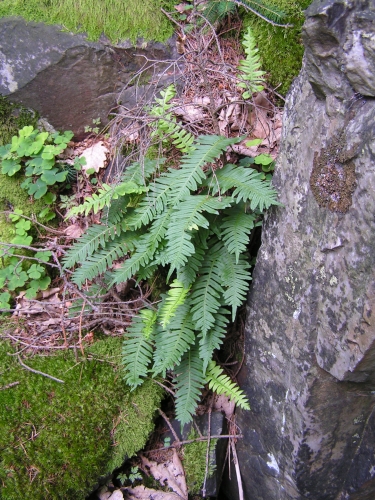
140 449 187 500
65 224 84 239
123 486 182 500
80 141 109 173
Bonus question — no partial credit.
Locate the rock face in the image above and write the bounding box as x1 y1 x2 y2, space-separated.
232 1 375 499
0 17 177 137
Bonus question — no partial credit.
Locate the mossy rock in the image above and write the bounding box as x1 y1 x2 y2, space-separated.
0 96 38 147
243 0 313 95
0 0 175 44
0 336 163 500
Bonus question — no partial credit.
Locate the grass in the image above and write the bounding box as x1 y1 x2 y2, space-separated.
0 336 164 500
0 0 175 44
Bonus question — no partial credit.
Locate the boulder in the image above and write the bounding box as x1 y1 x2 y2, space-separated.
228 1 375 499
0 17 177 137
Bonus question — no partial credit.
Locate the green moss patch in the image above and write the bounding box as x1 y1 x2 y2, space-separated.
0 0 175 44
243 0 312 95
0 336 163 500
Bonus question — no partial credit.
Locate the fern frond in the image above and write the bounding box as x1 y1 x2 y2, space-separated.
238 27 265 97
176 229 209 288
153 303 195 376
150 84 195 153
206 360 250 410
235 0 286 24
165 195 230 279
122 309 156 388
174 342 206 426
218 247 252 321
199 308 231 372
220 204 256 263
159 280 191 328
121 158 163 186
202 0 237 25
214 163 280 211
62 223 121 269
126 174 172 230
169 135 241 206
71 233 135 287
190 239 225 336
103 196 128 225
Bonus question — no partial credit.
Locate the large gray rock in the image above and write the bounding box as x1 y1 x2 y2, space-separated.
230 1 375 499
0 17 177 137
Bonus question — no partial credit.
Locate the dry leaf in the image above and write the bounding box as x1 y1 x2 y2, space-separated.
80 141 109 173
65 224 84 239
140 450 188 500
123 486 182 500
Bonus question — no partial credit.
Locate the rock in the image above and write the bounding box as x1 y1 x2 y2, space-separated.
0 17 177 137
224 1 375 499
108 490 124 500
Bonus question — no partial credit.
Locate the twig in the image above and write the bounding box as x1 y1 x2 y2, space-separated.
230 438 244 500
143 434 242 453
202 407 212 497
0 381 20 390
17 355 64 383
151 378 176 396
158 409 181 443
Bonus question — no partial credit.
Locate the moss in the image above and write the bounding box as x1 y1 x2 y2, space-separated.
0 336 163 500
0 0 175 44
0 96 38 147
182 430 216 496
243 0 313 95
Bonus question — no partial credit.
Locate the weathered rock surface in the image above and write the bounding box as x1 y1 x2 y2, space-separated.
0 17 177 136
230 1 375 499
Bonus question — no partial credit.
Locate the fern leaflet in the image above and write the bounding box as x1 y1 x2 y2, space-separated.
199 308 231 372
238 27 265 97
159 280 191 328
153 303 195 376
71 233 135 287
206 360 250 410
122 309 156 388
219 204 256 262
214 163 280 211
62 223 121 269
190 239 225 336
174 342 206 426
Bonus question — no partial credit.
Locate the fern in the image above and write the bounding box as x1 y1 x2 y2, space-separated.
153 303 195 376
159 280 191 328
220 204 256 263
199 309 231 372
62 223 121 269
174 342 206 426
65 131 280 424
202 0 286 26
213 162 280 211
150 84 195 153
190 239 226 337
206 360 250 410
71 233 135 287
68 181 146 218
238 27 266 98
122 309 156 388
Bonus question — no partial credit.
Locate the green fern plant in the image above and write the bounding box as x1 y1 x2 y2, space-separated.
63 133 280 425
149 84 195 153
201 0 287 27
238 27 266 97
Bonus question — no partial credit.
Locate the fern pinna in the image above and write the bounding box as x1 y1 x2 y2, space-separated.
63 134 280 425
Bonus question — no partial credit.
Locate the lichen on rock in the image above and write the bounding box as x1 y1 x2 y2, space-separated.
310 136 356 212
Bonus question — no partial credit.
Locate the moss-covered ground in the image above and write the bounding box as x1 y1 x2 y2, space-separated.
0 0 175 44
243 0 313 95
0 336 163 500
